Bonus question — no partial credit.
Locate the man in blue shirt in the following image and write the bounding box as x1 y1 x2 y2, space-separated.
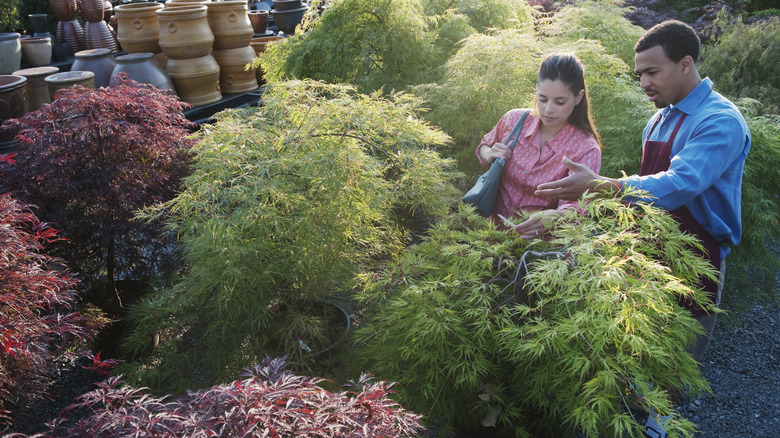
534 20 751 437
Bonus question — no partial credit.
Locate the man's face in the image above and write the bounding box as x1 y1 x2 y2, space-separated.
634 45 687 108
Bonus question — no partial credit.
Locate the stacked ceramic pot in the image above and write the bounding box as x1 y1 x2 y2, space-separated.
80 0 119 52
0 33 22 75
158 4 221 106
207 0 258 94
114 2 168 68
49 0 84 55
12 66 60 114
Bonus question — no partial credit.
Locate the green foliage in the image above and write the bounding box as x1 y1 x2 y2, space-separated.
422 0 535 32
723 109 780 307
0 0 21 32
17 0 54 34
123 80 461 392
539 0 646 68
260 0 440 94
353 194 715 437
700 12 780 113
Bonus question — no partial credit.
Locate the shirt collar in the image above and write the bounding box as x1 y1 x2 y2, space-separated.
673 77 713 115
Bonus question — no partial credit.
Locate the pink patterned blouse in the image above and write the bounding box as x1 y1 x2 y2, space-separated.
476 108 601 223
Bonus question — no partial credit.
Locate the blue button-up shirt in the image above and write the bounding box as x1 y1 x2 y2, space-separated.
621 78 752 258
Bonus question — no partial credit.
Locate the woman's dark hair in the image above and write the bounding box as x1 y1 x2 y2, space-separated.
537 53 601 147
634 20 700 63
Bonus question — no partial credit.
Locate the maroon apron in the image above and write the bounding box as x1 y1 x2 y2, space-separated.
640 113 720 317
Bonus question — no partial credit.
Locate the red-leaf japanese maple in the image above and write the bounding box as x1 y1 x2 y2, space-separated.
0 76 194 291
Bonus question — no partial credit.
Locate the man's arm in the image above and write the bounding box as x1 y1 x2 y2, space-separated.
534 157 621 201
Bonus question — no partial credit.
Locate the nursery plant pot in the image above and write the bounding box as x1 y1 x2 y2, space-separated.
13 66 60 114
248 10 269 34
72 48 117 88
110 52 175 91
0 75 27 123
211 45 258 93
114 2 165 53
165 54 221 106
157 5 214 59
205 1 254 50
0 33 22 75
271 6 308 35
20 37 53 67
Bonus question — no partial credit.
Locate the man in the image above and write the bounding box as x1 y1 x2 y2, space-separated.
534 20 751 438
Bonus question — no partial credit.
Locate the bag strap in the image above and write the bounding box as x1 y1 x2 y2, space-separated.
504 110 530 152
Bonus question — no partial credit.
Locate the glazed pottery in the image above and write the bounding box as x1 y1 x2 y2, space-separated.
0 33 22 75
20 37 53 67
52 41 69 61
49 0 79 22
272 0 302 11
72 48 117 87
13 66 59 114
157 5 214 59
45 71 96 99
271 6 308 34
114 2 165 53
110 52 175 91
0 75 27 123
248 10 269 34
104 0 114 24
83 21 119 52
212 45 258 93
206 1 253 50
165 54 222 106
80 0 105 23
57 19 84 54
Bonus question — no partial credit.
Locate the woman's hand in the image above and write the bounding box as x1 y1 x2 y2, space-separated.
480 142 513 165
512 209 563 239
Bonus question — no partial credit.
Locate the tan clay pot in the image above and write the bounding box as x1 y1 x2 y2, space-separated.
157 5 214 59
165 54 221 106
212 45 258 94
13 66 60 114
206 1 253 50
114 2 165 54
165 0 207 6
21 37 52 67
249 35 282 54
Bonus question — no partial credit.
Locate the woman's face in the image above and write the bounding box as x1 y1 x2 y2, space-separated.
536 79 584 131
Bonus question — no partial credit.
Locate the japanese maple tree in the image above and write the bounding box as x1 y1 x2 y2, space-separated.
0 77 194 291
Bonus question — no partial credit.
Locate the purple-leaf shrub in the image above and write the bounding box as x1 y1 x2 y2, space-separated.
0 194 101 428
0 76 194 290
50 356 425 437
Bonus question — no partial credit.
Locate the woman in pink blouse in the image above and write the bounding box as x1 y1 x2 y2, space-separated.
476 53 601 238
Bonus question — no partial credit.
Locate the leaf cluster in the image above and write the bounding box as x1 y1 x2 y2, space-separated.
700 11 780 114
0 77 195 292
0 0 21 33
123 80 461 391
353 194 716 437
48 356 424 437
0 194 100 430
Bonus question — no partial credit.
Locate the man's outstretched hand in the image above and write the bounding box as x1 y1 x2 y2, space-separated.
535 157 620 201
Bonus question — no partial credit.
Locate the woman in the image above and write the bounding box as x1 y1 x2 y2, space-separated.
476 53 601 238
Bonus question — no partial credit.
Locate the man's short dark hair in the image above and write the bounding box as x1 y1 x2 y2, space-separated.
634 20 700 63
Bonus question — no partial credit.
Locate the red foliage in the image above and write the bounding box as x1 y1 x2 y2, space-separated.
0 194 101 428
0 77 194 289
49 356 425 437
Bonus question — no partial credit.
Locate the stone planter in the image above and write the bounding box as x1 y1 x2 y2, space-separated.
13 66 60 114
114 2 165 54
45 71 96 99
0 75 27 123
21 37 53 67
72 48 117 88
157 5 214 59
0 34 22 75
206 1 254 50
110 52 175 92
